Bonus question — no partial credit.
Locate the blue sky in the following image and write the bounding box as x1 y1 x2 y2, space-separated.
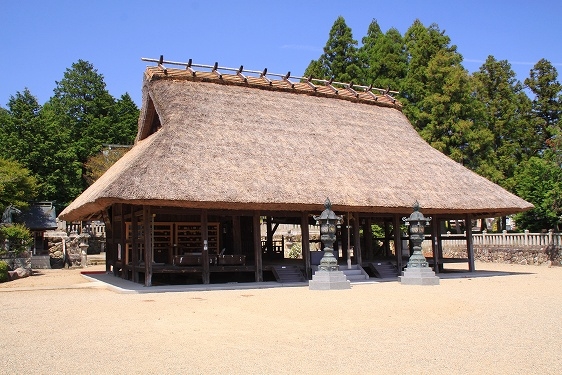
2 0 561 107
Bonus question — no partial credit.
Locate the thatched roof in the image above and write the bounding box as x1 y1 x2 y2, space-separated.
59 65 532 221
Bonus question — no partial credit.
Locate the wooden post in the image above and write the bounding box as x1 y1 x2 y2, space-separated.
431 215 440 274
232 215 242 255
364 217 372 261
201 209 210 284
466 214 475 272
131 209 139 283
266 216 273 259
253 212 263 282
384 220 391 257
143 205 153 287
393 214 402 274
301 212 311 279
119 204 127 278
354 214 362 266
104 208 113 274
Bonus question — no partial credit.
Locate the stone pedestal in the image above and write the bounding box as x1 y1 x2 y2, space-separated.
309 269 351 290
399 266 440 285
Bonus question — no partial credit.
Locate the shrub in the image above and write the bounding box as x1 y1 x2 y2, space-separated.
0 261 8 283
0 224 33 257
288 242 302 259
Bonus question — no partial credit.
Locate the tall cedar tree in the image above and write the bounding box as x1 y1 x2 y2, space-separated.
358 20 407 91
45 60 139 207
0 89 65 201
303 16 361 82
401 20 459 132
471 56 534 189
524 59 562 155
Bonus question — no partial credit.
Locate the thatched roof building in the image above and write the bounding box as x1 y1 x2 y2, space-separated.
59 59 532 286
60 66 530 221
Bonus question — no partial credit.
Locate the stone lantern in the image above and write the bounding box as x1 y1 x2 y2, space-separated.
314 198 343 271
79 233 90 268
309 198 350 290
399 201 440 285
403 201 431 268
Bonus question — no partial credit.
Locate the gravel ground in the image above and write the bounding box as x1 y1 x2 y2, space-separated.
1 262 561 374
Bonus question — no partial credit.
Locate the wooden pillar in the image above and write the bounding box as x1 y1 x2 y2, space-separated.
119 204 127 278
342 216 349 261
253 212 263 282
354 214 362 265
143 205 153 287
301 212 311 279
232 215 241 255
384 220 391 257
201 209 210 284
266 216 273 259
364 217 372 261
103 208 113 273
431 215 440 274
131 209 139 283
393 214 403 274
466 214 475 272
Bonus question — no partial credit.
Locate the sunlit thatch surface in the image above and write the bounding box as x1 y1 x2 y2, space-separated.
59 67 532 221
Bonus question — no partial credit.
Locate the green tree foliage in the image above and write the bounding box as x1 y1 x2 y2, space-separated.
401 20 461 131
524 59 562 154
358 20 407 91
0 158 38 211
112 93 140 144
44 60 138 207
303 16 361 82
0 261 8 282
50 60 117 161
0 60 139 209
513 156 562 231
0 224 33 257
471 56 534 188
0 89 66 202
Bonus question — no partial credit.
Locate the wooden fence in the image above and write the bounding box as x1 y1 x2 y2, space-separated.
431 230 561 250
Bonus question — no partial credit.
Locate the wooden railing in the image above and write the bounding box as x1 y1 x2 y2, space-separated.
66 221 106 237
429 230 561 250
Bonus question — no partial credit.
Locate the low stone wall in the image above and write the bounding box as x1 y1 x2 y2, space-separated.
435 245 561 266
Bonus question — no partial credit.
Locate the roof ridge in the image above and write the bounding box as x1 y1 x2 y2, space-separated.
141 56 402 110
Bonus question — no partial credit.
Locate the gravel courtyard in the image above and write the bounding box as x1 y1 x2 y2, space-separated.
1 262 561 374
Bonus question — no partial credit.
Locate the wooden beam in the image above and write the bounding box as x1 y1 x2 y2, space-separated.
201 209 210 284
301 212 311 279
143 205 153 287
253 212 263 282
466 214 475 272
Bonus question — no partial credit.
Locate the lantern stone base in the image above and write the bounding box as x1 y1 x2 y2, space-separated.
399 267 440 285
309 270 351 290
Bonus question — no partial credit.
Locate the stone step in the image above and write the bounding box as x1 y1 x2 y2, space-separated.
272 266 306 283
368 261 398 278
339 265 369 281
